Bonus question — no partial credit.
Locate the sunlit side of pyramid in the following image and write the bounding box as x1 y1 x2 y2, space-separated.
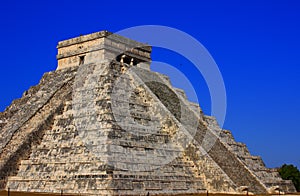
0 30 296 195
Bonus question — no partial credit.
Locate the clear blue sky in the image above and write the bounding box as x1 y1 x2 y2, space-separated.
0 0 299 168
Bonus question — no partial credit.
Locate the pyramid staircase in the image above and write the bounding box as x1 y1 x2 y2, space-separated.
0 31 296 195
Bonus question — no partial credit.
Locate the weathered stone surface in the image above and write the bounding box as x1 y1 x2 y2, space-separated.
0 30 296 195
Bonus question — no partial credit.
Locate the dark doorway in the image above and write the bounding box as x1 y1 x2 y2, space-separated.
79 56 85 65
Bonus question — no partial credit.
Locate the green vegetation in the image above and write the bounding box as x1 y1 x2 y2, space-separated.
278 164 300 191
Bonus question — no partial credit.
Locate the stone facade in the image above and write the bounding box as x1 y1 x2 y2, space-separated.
0 30 296 195
56 30 151 70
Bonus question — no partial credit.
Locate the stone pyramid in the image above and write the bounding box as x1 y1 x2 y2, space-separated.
0 30 296 195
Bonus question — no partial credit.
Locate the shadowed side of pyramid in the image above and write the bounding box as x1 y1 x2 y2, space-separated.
0 30 296 195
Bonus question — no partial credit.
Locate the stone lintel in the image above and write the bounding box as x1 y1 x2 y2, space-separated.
57 30 111 49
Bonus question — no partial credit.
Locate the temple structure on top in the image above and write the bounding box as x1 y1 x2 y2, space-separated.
56 30 151 70
0 30 296 195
